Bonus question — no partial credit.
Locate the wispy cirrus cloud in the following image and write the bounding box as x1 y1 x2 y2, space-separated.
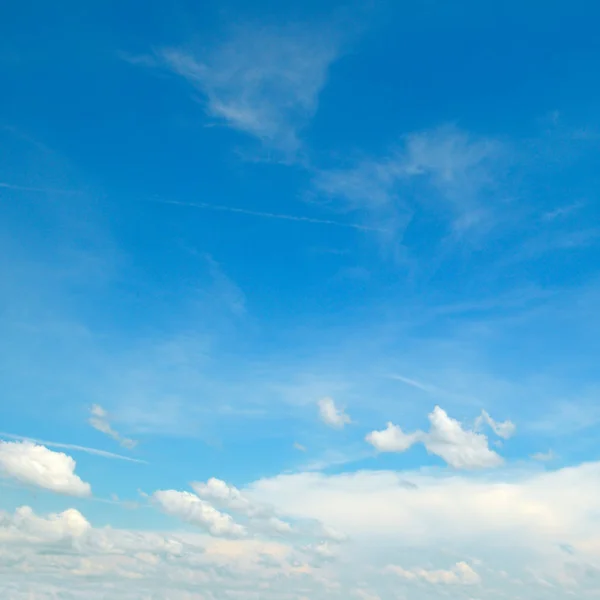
157 23 342 157
314 125 506 240
88 404 138 450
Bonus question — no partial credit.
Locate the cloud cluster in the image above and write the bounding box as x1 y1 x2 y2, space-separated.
366 406 509 469
152 489 247 538
0 441 91 496
386 561 481 585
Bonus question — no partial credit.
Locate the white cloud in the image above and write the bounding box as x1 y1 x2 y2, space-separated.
152 489 247 538
366 406 504 469
475 409 516 440
0 503 338 599
246 463 600 559
159 24 340 155
425 406 504 469
365 422 421 452
314 125 504 237
0 505 91 545
386 561 481 585
531 450 556 462
192 478 294 536
318 396 351 429
0 441 91 496
89 404 138 449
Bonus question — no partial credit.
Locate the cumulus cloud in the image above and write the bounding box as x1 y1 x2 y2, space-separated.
192 478 294 536
366 406 504 469
159 24 340 155
0 441 91 496
425 406 504 469
88 404 137 449
318 397 351 429
152 489 247 538
242 460 600 600
386 561 481 585
0 505 91 545
0 503 339 600
365 422 421 452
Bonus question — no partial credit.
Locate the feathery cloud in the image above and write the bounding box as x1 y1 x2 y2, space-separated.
314 125 504 238
159 24 340 156
88 404 138 450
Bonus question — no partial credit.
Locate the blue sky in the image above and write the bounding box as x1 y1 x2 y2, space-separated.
1 1 600 598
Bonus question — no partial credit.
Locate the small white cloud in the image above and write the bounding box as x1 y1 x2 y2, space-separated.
531 450 556 462
386 561 481 585
89 404 137 449
365 422 421 452
0 441 91 497
294 442 307 452
318 397 351 429
475 409 516 440
366 406 503 469
152 489 246 538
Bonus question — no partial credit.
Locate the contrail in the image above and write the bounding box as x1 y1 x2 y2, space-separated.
0 182 80 194
0 432 147 464
149 198 387 233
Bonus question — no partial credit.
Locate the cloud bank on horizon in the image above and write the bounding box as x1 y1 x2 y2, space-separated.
1 1 600 598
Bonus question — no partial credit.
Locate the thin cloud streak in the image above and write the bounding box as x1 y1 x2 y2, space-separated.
148 198 388 232
0 182 80 194
0 432 147 464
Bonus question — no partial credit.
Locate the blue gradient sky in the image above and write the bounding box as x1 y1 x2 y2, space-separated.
1 1 600 599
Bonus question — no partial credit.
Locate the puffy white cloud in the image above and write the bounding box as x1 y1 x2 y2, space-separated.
425 406 503 469
386 561 481 585
0 441 91 496
0 505 91 545
245 463 600 556
89 404 137 449
152 489 247 538
318 397 351 429
366 406 503 469
365 422 421 452
191 478 293 536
